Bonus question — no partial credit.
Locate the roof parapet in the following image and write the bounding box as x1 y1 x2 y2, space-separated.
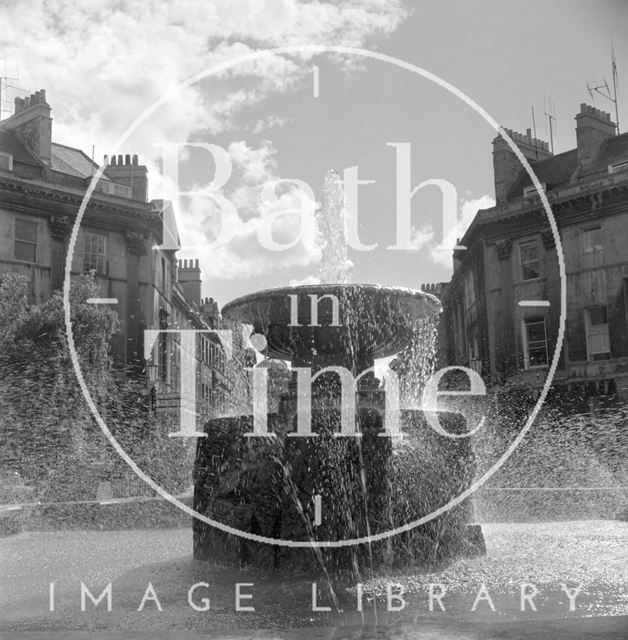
501 128 550 152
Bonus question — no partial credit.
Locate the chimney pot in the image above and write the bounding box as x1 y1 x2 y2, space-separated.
177 257 202 306
575 103 616 166
493 125 551 203
6 89 52 164
103 154 109 165
195 259 199 269
40 89 46 104
111 155 117 166
105 151 148 201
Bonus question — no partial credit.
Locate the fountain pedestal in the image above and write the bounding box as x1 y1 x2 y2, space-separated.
193 284 484 572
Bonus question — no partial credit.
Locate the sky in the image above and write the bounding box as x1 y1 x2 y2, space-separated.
1 0 628 306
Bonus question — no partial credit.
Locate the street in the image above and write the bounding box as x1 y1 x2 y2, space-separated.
1 522 626 638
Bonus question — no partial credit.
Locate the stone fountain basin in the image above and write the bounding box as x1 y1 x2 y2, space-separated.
222 283 441 365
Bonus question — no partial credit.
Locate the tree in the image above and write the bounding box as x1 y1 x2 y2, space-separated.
0 272 119 499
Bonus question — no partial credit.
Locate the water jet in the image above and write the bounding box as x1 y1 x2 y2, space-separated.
193 282 484 572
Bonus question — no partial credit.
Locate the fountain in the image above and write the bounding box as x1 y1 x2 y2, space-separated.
193 172 484 574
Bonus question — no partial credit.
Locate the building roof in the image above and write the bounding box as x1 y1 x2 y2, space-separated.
508 148 579 197
458 129 628 253
582 133 628 175
51 142 105 179
0 128 43 169
509 132 628 197
0 131 116 184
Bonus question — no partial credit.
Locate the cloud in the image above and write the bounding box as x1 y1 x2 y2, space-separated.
1 0 408 292
0 0 408 163
430 194 495 267
253 115 291 133
408 224 435 250
176 140 322 282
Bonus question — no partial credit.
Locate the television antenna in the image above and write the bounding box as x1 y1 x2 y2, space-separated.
0 60 28 121
543 93 556 154
586 39 621 134
0 76 20 120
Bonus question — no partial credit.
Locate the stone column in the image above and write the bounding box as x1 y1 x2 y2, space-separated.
48 216 71 294
125 231 146 375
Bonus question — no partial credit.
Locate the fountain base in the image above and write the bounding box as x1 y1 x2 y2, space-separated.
193 405 484 573
193 283 485 573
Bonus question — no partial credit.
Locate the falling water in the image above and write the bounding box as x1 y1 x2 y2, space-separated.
317 170 352 285
207 168 467 580
311 169 447 577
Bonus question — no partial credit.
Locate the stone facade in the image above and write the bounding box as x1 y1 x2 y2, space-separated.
443 103 628 407
0 90 230 441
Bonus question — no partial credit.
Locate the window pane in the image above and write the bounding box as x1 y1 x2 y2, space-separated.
524 318 548 366
0 153 12 171
583 227 602 252
520 242 538 262
84 233 106 273
589 306 608 325
15 240 36 262
522 263 540 280
526 320 546 343
589 331 610 354
15 219 37 243
529 346 548 366
85 233 105 254
591 228 603 246
520 241 540 280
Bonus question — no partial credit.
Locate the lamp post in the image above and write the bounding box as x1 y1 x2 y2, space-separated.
146 363 159 384
145 363 158 413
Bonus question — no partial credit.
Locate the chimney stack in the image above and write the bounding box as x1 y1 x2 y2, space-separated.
575 103 616 167
2 89 52 165
492 128 552 204
201 296 221 328
177 258 202 307
106 153 148 202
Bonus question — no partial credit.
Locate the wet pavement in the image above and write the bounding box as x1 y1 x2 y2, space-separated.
1 522 626 638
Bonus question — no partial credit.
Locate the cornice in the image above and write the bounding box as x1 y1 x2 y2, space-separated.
463 182 628 250
0 175 155 220
0 176 163 239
